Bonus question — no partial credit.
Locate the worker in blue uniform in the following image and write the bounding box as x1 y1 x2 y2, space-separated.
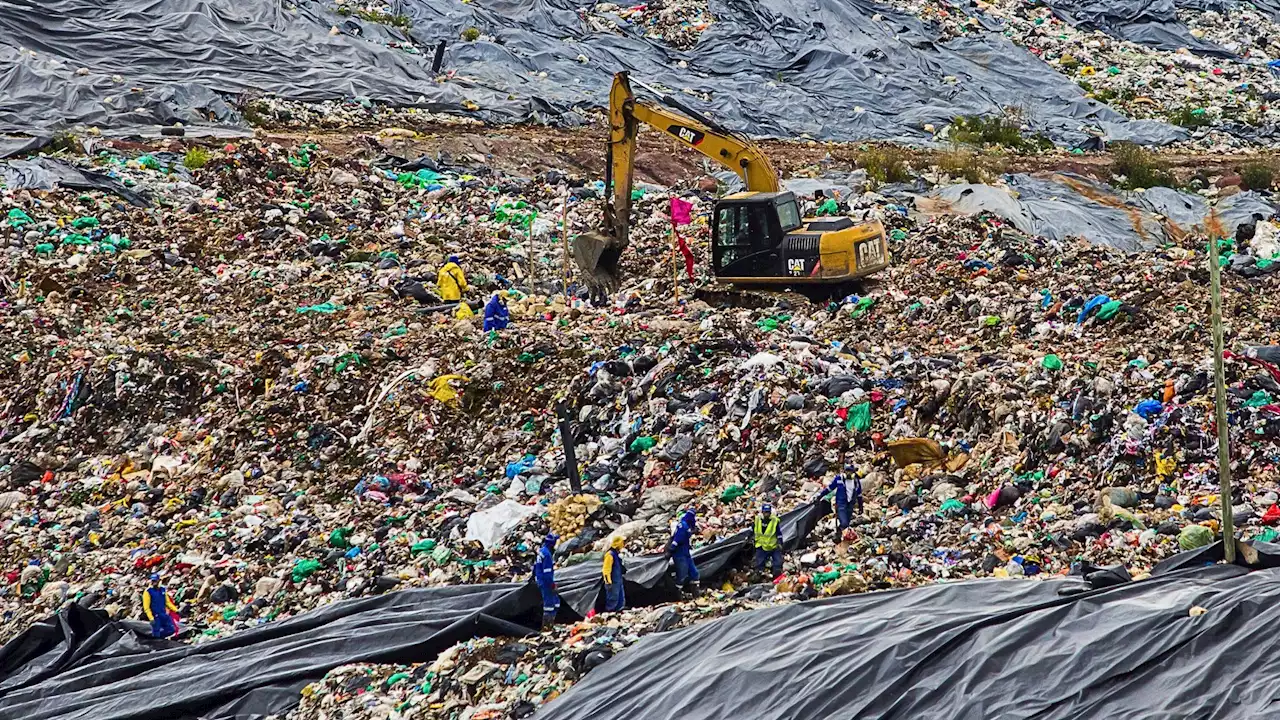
533 532 559 630
602 536 626 612
753 502 784 580
669 509 700 597
816 468 863 543
142 572 179 638
483 292 510 332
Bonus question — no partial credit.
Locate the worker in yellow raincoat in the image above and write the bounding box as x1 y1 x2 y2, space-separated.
437 255 469 301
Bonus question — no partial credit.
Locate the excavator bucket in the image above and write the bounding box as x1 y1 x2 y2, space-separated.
572 229 625 291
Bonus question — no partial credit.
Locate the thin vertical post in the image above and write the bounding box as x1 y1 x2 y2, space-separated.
1208 213 1235 563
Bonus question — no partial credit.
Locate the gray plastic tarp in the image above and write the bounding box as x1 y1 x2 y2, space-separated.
0 0 1184 149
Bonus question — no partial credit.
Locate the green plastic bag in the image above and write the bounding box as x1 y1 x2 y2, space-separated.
847 402 872 432
8 208 33 226
720 484 746 503
1257 528 1280 543
1095 300 1123 321
849 296 876 318
291 558 323 583
812 570 840 586
816 198 839 216
1244 390 1273 408
71 216 99 229
630 436 656 452
410 539 437 556
938 498 965 515
430 545 453 564
1042 354 1063 371
296 302 342 314
1178 524 1214 551
328 527 352 549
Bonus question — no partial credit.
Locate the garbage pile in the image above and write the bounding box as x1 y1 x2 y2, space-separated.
878 0 1280 145
582 0 713 50
287 599 763 720
5 137 1280 718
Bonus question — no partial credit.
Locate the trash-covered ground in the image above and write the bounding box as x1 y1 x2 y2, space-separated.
4 128 1280 718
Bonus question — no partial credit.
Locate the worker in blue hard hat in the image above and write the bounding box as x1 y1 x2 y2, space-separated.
753 502 784 580
532 532 560 630
142 572 179 639
669 509 700 597
816 465 863 543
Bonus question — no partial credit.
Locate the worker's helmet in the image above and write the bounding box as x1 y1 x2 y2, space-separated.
761 502 773 514
544 532 559 546
448 254 460 264
149 572 161 582
681 509 696 525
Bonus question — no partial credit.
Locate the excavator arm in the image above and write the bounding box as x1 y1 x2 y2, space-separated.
575 72 781 290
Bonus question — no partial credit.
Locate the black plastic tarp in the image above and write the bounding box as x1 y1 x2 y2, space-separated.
537 549 1280 720
0 502 824 720
1045 0 1233 57
923 174 1279 252
0 0 1181 149
0 159 151 207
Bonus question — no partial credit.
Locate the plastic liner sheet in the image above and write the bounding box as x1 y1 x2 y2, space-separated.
0 584 534 720
537 560 1280 720
922 174 1167 252
919 174 1280 252
0 159 151 207
0 502 825 720
0 0 1181 147
1045 0 1233 57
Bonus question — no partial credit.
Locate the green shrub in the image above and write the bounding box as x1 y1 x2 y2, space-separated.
461 26 480 41
936 147 998 184
950 114 1052 152
857 146 912 186
183 147 210 170
1241 163 1275 191
1110 143 1174 189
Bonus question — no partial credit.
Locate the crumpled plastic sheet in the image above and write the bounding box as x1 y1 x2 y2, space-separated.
0 0 1182 147
1045 0 1234 57
0 158 151 207
924 173 1168 252
537 545 1280 720
0 502 826 720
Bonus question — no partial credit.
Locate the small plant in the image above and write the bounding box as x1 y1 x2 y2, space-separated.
1241 163 1275 191
355 9 412 28
461 26 481 41
856 146 912 186
1167 105 1213 128
336 5 351 15
950 114 1042 151
1109 142 1174 189
183 147 210 170
241 99 271 127
48 132 83 155
936 147 1000 184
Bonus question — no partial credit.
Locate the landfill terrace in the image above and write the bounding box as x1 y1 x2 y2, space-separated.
2 120 1279 719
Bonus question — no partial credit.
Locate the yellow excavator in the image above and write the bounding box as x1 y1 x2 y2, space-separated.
573 72 890 295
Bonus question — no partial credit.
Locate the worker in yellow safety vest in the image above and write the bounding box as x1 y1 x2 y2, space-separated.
437 255 469 301
753 503 784 580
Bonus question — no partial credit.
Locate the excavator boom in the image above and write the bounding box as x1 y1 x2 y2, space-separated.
575 72 780 290
574 71 889 293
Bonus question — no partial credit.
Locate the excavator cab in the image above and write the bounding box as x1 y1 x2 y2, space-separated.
712 192 801 276
713 191 889 285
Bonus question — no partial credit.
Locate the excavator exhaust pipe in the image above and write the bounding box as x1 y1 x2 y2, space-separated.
572 230 624 292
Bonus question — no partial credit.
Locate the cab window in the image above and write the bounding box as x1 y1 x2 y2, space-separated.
775 198 800 231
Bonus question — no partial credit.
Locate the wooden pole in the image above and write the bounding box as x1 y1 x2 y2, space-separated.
561 196 570 298
528 210 536 288
1207 212 1235 563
